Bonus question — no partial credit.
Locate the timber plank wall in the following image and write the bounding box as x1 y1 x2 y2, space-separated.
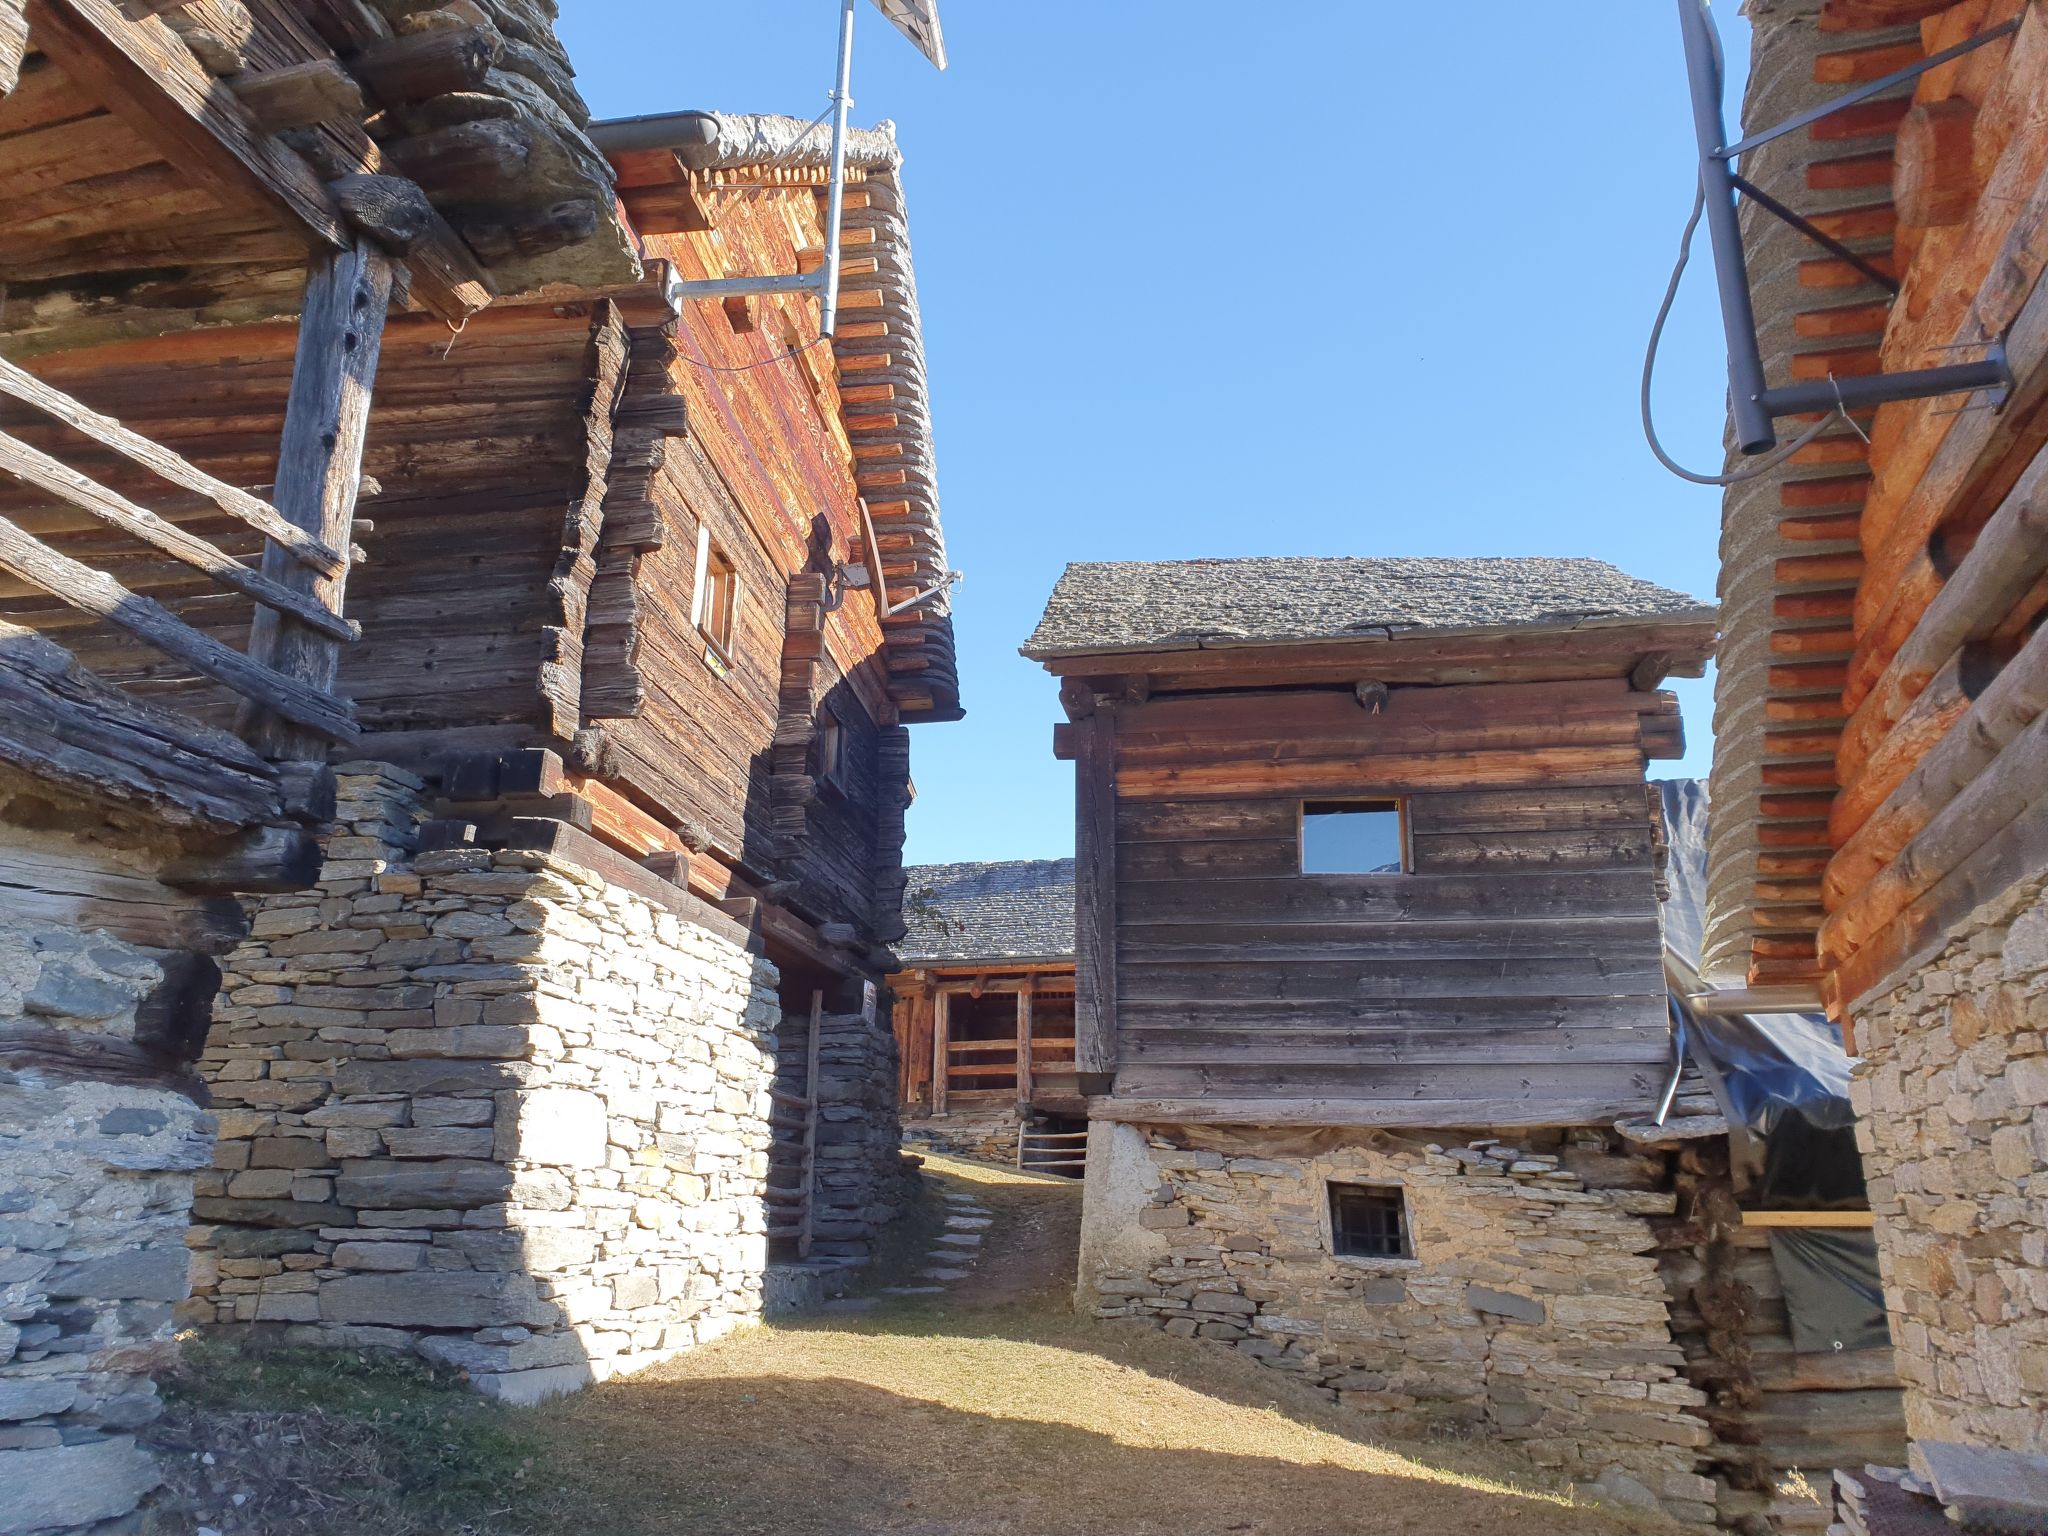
1092 678 1675 1122
0 178 911 939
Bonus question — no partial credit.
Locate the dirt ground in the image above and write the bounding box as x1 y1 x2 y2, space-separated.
156 1153 1676 1536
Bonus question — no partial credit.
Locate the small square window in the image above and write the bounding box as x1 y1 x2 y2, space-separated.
1302 799 1407 874
692 529 739 660
1330 1182 1412 1259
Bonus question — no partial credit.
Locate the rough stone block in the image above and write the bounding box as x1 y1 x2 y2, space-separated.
0 1435 161 1535
335 1158 513 1210
496 1087 608 1168
320 1271 555 1329
45 1244 192 1302
1467 1285 1546 1324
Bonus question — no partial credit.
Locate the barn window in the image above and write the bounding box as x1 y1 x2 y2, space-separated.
1329 1183 1412 1260
817 710 846 787
691 528 739 661
1301 800 1407 874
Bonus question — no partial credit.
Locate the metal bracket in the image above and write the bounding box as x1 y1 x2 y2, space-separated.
1676 0 2020 453
1715 16 2020 164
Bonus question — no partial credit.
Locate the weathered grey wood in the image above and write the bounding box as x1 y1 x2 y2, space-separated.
0 842 248 952
0 0 27 95
1090 1094 1661 1129
0 428 360 641
0 1022 208 1103
241 238 392 759
798 988 822 1259
162 824 323 894
0 355 345 575
229 57 364 131
0 514 359 741
0 620 281 830
327 173 435 254
1074 713 1118 1075
1016 980 1033 1105
931 988 949 1115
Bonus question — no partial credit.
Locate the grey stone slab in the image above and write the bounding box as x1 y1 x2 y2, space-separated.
321 1271 554 1330
1467 1285 1546 1324
0 1379 76 1422
918 1268 969 1281
0 1435 160 1535
934 1232 982 1247
944 1216 992 1230
44 1244 191 1303
334 1158 513 1211
1918 1441 2048 1525
469 1362 596 1405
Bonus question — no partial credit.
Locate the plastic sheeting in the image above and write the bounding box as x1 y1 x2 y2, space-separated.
1660 780 1888 1349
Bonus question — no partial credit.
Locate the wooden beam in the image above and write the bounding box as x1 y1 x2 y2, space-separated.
0 355 345 576
1073 711 1118 1076
0 619 280 830
1016 978 1033 1107
1740 1209 1875 1228
798 988 821 1259
931 987 949 1115
240 238 390 759
0 428 358 640
1089 1095 1664 1129
24 0 347 249
1 0 26 94
0 513 357 740
229 57 363 133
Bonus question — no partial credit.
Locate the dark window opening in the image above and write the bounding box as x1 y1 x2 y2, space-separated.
1302 799 1407 874
1330 1182 1411 1259
817 712 845 787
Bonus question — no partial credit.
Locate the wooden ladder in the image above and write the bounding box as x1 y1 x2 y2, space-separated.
1016 1125 1087 1178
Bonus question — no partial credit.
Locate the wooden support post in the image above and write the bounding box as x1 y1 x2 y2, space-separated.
1073 712 1119 1077
798 988 822 1260
931 988 950 1115
1015 978 1034 1110
241 239 392 760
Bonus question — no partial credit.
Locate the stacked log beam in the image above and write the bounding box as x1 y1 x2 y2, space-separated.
1806 1 2048 1012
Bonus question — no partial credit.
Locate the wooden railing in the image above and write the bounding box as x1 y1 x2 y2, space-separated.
0 354 358 743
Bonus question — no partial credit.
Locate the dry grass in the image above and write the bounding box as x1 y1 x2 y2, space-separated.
516 1154 1675 1536
156 1155 1678 1535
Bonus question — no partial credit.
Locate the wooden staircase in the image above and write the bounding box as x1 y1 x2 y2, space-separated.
1016 1124 1086 1178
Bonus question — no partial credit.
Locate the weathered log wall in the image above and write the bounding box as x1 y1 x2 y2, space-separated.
1081 678 1677 1124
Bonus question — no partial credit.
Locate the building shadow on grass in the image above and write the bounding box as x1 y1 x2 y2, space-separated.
540 1372 1648 1536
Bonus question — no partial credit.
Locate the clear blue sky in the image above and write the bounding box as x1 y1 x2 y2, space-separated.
562 3 1750 866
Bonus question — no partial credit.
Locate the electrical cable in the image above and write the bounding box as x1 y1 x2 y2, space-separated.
1642 181 1842 486
679 334 832 374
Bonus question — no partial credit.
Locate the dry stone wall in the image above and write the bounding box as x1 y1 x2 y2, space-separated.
903 1103 1023 1163
0 830 214 1534
1847 872 2048 1461
191 764 801 1401
1079 1121 1718 1524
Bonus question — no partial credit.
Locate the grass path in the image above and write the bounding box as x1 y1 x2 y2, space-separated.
160 1153 1675 1535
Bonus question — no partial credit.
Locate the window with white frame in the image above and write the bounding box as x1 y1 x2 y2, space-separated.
691 527 739 662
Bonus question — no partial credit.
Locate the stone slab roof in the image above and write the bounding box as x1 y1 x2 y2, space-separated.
1022 557 1714 659
898 859 1074 965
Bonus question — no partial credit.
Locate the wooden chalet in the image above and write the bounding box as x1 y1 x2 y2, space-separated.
1023 555 1746 1522
1698 0 2048 1515
889 858 1084 1173
0 0 960 1472
1026 555 1717 1130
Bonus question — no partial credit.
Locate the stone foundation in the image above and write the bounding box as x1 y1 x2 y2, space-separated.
1847 872 2048 1461
1080 1121 1717 1524
0 822 218 1533
904 1103 1023 1163
190 764 803 1400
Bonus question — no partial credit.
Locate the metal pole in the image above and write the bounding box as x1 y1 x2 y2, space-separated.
818 0 857 338
1676 0 1775 455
